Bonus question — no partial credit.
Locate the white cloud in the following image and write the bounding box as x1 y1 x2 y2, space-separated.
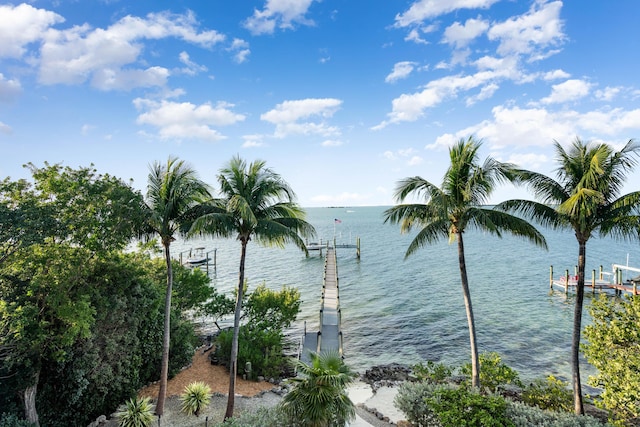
408 156 424 166
385 61 417 83
133 98 245 141
242 134 265 148
443 18 489 48
595 86 621 102
395 0 499 27
244 0 316 35
488 1 565 59
0 3 63 58
0 74 22 102
466 82 499 106
432 105 640 152
178 51 208 75
38 10 224 90
506 152 549 170
541 79 591 104
81 124 94 135
374 69 507 129
261 98 342 138
543 69 570 80
0 121 12 135
228 38 250 63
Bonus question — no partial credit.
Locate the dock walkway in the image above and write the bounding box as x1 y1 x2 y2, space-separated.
301 247 343 363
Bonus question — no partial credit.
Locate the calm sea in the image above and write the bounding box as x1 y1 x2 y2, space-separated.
174 206 639 383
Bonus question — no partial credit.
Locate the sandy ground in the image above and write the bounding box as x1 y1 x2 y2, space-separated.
98 347 401 427
138 347 275 399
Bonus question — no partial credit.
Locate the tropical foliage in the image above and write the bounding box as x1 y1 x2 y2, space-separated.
497 138 640 414
190 156 315 418
383 136 547 388
180 381 212 417
115 397 155 427
279 351 357 427
584 294 640 426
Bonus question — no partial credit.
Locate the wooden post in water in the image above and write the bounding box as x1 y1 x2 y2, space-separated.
592 269 596 293
599 265 603 280
574 265 578 277
549 265 554 289
565 269 569 294
356 237 360 259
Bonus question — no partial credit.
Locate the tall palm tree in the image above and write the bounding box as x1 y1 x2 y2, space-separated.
145 157 211 416
190 156 315 419
279 351 357 427
496 138 640 414
383 136 547 388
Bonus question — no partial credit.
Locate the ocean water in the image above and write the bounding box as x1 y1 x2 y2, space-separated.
174 206 639 382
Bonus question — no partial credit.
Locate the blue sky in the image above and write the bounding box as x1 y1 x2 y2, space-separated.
1 0 639 207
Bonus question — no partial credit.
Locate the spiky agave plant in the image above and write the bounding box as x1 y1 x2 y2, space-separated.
116 397 155 427
180 381 212 416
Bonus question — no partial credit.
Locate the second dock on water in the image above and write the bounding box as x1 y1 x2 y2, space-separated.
549 264 640 295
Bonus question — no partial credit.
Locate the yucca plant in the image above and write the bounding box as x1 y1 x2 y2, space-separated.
180 381 212 416
115 397 155 427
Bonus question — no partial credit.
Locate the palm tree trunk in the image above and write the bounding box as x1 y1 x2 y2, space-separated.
156 243 173 416
225 239 247 420
457 232 480 388
572 240 586 415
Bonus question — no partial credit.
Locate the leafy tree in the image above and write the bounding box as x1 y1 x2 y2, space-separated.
0 164 145 426
584 295 640 426
383 137 547 388
190 156 315 419
496 138 640 414
144 157 211 416
461 352 522 393
212 284 301 380
279 351 357 427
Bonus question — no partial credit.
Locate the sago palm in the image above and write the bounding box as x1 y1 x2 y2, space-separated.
190 155 315 419
496 137 640 414
384 136 547 388
145 157 211 415
279 351 357 427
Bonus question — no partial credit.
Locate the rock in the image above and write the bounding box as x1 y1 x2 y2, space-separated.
362 364 412 390
397 421 412 427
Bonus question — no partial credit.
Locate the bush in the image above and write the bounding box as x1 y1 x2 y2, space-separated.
394 381 450 426
426 387 514 427
413 361 453 384
522 375 573 412
115 397 155 427
461 352 522 393
506 400 613 427
0 413 36 427
216 326 286 380
180 381 212 416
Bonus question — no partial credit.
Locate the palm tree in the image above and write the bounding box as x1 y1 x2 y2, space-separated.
383 136 547 388
145 157 211 416
190 156 315 419
496 138 640 414
279 351 357 427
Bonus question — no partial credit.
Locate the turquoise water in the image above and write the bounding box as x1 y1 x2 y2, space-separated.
175 206 639 382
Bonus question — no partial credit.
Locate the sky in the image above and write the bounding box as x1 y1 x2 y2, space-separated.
1 0 640 207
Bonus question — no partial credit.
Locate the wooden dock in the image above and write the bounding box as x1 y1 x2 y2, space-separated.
301 247 343 363
549 265 640 295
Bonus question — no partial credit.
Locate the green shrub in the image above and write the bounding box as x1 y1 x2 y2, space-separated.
506 400 613 427
115 397 155 427
426 387 514 427
413 361 453 384
522 375 573 412
0 413 36 427
180 381 212 416
394 381 451 426
216 325 286 380
461 352 522 393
